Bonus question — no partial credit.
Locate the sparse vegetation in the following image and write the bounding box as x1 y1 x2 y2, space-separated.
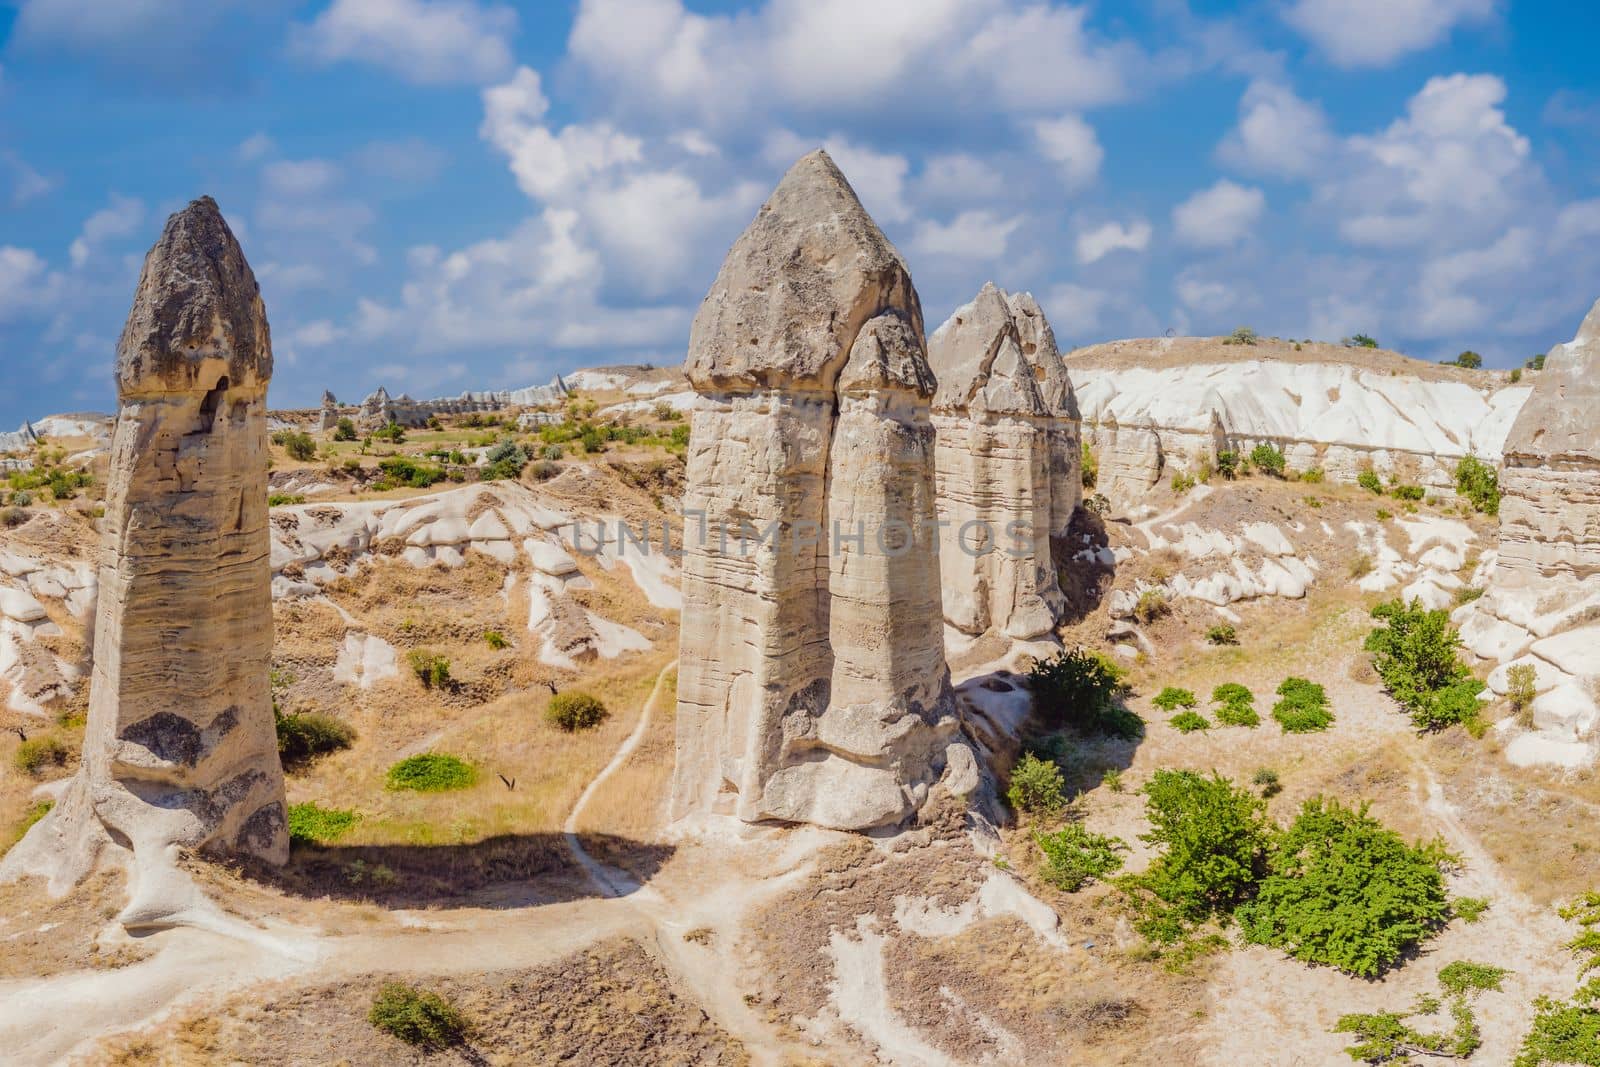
481 440 531 481
376 456 446 489
1027 649 1143 739
1249 443 1286 478
545 691 609 733
267 493 305 507
1205 623 1238 645
1365 599 1482 731
1101 768 1124 793
372 421 407 444
13 734 68 776
386 753 477 792
1171 471 1195 493
1511 367 1523 383
1335 960 1502 1062
1081 441 1098 490
484 630 508 650
1454 454 1500 515
1240 797 1452 977
1224 325 1259 346
1513 891 1600 1067
287 802 361 846
1358 468 1383 494
1134 588 1169 623
1215 450 1240 479
1152 686 1197 711
1349 553 1375 580
280 431 316 461
275 709 356 766
369 982 469 1049
1213 683 1259 727
1508 662 1539 727
1453 896 1490 924
1035 823 1127 891
1272 677 1334 733
1252 767 1281 798
1390 483 1425 502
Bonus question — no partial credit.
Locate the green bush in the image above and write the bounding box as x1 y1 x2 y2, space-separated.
1511 367 1523 383
1170 710 1211 733
1081 441 1098 489
1007 752 1066 816
1252 767 1281 798
1451 350 1483 369
1390 483 1425 501
1508 663 1538 726
1249 443 1286 477
1205 624 1238 645
1035 824 1127 891
1357 469 1383 494
1364 599 1482 731
275 710 355 765
1134 589 1169 623
1454 454 1500 515
484 630 508 650
372 421 407 443
333 417 357 441
378 456 445 489
1438 960 1508 996
386 753 477 792
287 802 360 845
481 440 530 481
1516 891 1600 1066
1027 649 1142 739
406 649 451 689
1453 896 1490 924
1299 467 1325 484
14 734 69 776
369 982 468 1049
1171 471 1196 493
1239 797 1450 977
1214 684 1259 727
1122 770 1269 942
1215 450 1239 479
281 431 317 461
1350 333 1379 348
1272 677 1334 733
1152 687 1197 711
545 691 609 733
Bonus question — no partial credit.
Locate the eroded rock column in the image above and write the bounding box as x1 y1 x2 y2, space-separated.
672 151 971 831
1 197 288 914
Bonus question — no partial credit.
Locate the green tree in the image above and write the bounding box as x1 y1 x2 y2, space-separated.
1249 443 1286 477
1452 350 1483 369
1240 797 1451 977
1027 649 1142 739
1364 599 1481 731
1454 454 1500 515
333 417 357 441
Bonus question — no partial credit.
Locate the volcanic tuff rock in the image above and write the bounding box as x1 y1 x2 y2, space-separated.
673 150 973 831
927 284 1079 640
1462 298 1600 743
0 197 288 922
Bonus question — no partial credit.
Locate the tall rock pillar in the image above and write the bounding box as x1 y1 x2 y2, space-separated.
672 151 971 831
1 197 288 917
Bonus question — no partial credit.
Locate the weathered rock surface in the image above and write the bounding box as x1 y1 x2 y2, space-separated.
927 284 1079 640
1463 299 1600 745
1068 338 1530 500
1 198 289 917
673 150 971 831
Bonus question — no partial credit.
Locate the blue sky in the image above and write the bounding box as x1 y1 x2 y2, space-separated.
1 0 1598 428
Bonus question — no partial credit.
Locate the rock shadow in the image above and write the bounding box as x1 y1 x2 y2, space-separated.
1055 507 1116 624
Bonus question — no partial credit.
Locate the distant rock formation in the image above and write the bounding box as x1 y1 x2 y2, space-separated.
1068 337 1530 500
1462 298 1600 745
317 389 339 432
352 378 569 431
927 284 1080 640
672 150 974 831
0 421 38 453
0 197 288 922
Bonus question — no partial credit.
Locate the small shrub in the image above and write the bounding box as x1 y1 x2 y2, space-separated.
1510 367 1523 383
267 493 305 507
1101 768 1124 793
14 734 68 776
1081 441 1098 490
484 630 508 650
1205 624 1238 645
1349 333 1379 348
1452 896 1490 924
1226 325 1258 345
545 691 609 733
1170 710 1211 733
287 802 360 845
1240 797 1451 977
1299 467 1325 484
386 753 477 792
1134 589 1169 623
1454 454 1500 516
12 490 33 508
1438 960 1506 996
1508 663 1538 726
1152 687 1197 711
541 444 563 461
1357 468 1383 494
1272 677 1334 733
406 649 451 689
1252 767 1281 798
1035 824 1127 891
1454 584 1485 605
372 421 407 444
369 983 468 1049
1 506 26 526
1249 443 1286 477
1215 450 1240 479
1376 507 1393 521
1214 683 1259 727
1390 483 1425 501
1171 471 1195 493
1007 752 1066 816
333 417 357 441
275 710 355 765
1026 649 1142 739
280 431 317 461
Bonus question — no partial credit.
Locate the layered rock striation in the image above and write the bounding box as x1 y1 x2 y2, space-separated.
672 150 973 831
1462 299 1600 744
927 285 1080 640
1 197 288 917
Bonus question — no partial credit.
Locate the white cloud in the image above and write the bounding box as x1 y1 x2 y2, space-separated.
352 138 449 185
1172 180 1264 247
1044 282 1111 332
0 246 60 321
292 0 517 85
1217 80 1333 178
68 194 144 268
1414 226 1536 335
236 132 275 163
1032 115 1103 189
914 153 1005 205
480 67 642 201
583 171 764 297
263 159 341 198
290 320 345 348
1176 275 1248 314
911 211 1023 261
1075 219 1151 264
3 152 54 206
1332 74 1531 248
1283 0 1495 68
